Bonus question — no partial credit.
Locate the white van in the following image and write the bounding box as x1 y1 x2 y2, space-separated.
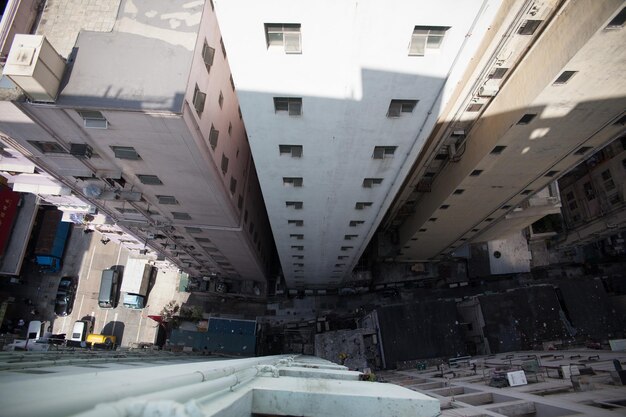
69 320 93 342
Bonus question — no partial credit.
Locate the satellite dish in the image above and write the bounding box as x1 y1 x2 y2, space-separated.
83 182 102 197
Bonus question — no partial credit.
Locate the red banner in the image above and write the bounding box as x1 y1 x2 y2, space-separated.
0 185 21 256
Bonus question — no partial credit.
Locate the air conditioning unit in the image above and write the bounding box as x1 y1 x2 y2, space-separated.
4 35 66 102
70 143 93 159
478 84 499 97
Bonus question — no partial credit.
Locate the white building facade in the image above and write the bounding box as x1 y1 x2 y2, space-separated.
215 0 507 288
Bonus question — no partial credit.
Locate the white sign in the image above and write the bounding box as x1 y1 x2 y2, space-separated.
507 370 528 386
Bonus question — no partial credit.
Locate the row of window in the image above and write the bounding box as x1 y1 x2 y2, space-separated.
264 23 449 57
272 98 417 117
278 144 397 159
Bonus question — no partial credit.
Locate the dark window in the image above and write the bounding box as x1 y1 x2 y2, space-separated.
137 174 163 185
467 103 483 112
440 204 450 209
283 177 303 187
202 41 215 72
172 212 191 220
517 113 537 125
288 220 304 226
279 145 303 157
192 85 206 116
230 177 237 195
349 220 364 227
286 201 303 209
453 189 464 195
221 154 229 174
373 146 397 159
28 141 66 154
470 170 483 176
545 170 559 177
521 189 533 195
489 67 508 79
274 97 302 115
387 100 418 117
355 202 373 210
606 7 626 29
362 178 383 188
157 195 178 205
110 146 140 160
575 146 592 155
518 19 542 35
553 71 577 85
491 145 507 154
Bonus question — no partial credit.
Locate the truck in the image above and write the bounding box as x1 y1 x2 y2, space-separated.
121 258 154 309
34 209 71 273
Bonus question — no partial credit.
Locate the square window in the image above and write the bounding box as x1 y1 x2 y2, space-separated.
193 85 206 116
28 141 66 154
288 220 304 226
355 202 373 210
137 174 163 185
291 245 304 251
116 207 139 214
274 97 302 115
220 37 226 58
77 110 107 129
340 246 353 251
290 234 304 240
470 170 483 177
419 228 427 232
373 146 397 159
265 23 301 53
518 19 542 35
387 99 418 117
453 189 464 195
491 145 507 154
237 195 243 209
574 146 592 155
283 177 303 187
344 234 358 240
362 178 383 188
157 195 178 205
467 103 483 112
172 212 191 220
221 154 229 174
230 177 237 195
606 7 626 29
292 255 304 259
209 125 219 150
501 205 512 209
428 218 437 222
553 71 577 85
230 74 235 91
440 204 450 209
517 113 537 125
110 146 140 160
279 144 303 157
338 255 348 260
489 67 508 79
185 227 202 234
202 41 215 72
545 170 559 177
521 189 533 195
409 26 449 56
349 220 364 227
286 201 303 209
228 122 232 136
485 218 494 222
218 91 224 109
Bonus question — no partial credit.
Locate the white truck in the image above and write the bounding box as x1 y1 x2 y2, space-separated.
121 258 154 309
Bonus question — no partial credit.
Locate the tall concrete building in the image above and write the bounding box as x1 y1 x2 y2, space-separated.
0 0 273 287
216 0 626 287
0 0 625 291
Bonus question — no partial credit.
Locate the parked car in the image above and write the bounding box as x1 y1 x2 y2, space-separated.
54 276 77 316
69 320 93 342
85 333 116 349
